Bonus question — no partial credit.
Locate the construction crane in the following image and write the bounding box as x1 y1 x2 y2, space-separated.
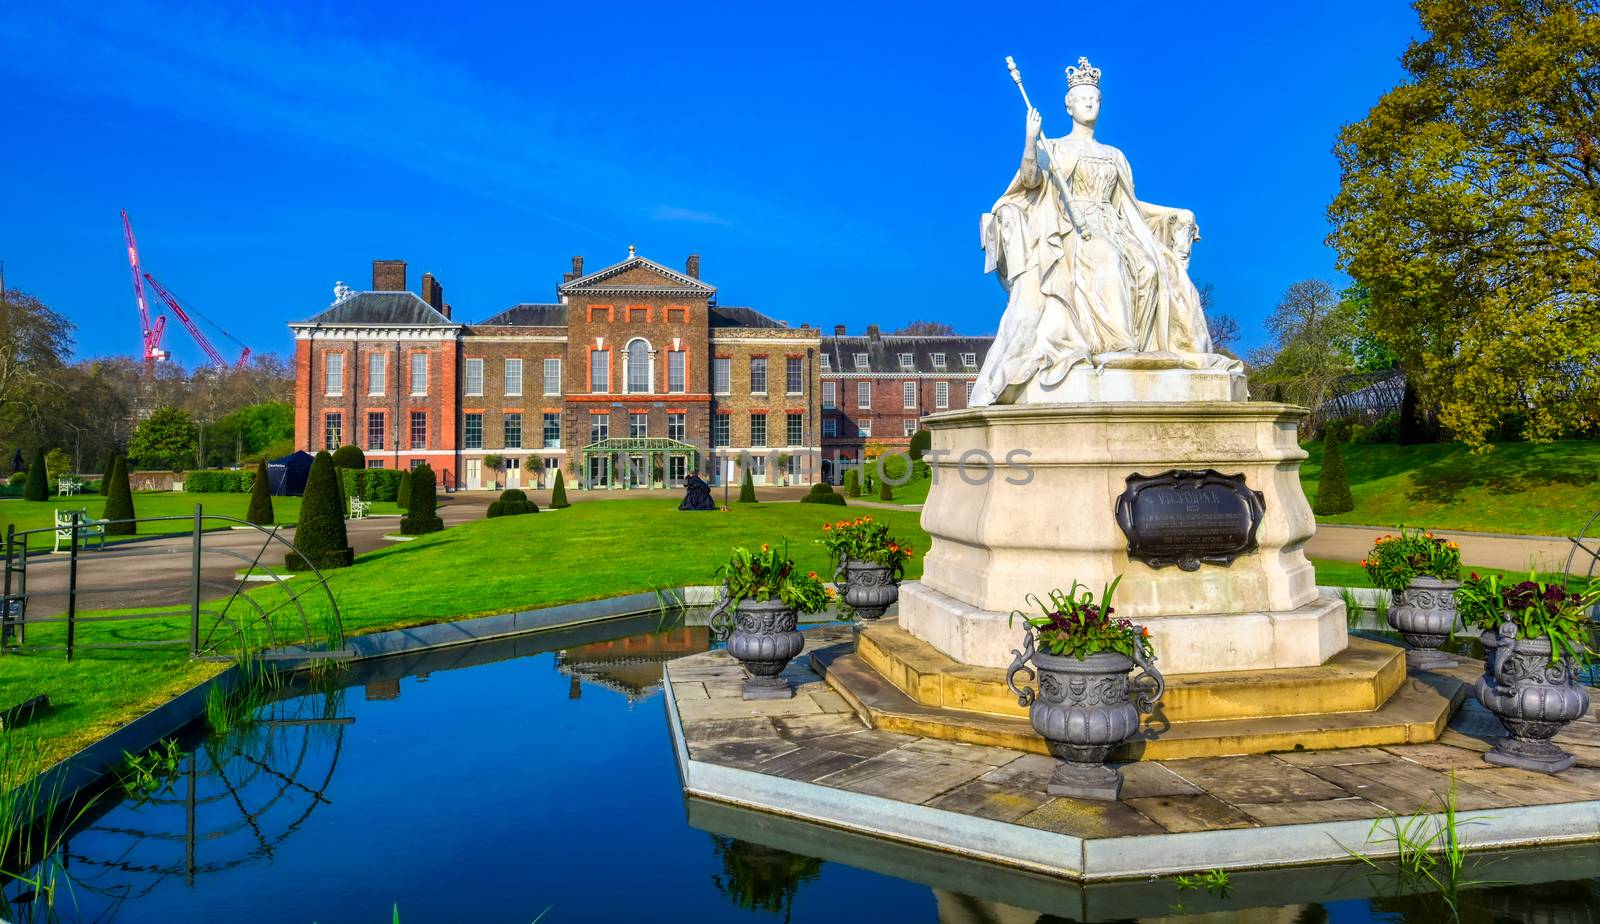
121 210 168 366
142 272 251 370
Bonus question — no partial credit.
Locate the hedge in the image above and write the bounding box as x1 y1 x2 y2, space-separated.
340 467 401 502
184 470 256 493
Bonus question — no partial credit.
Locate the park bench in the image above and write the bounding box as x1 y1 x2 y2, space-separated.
349 496 371 519
57 477 84 496
53 508 108 553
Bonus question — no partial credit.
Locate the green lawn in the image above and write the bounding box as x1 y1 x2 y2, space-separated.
1300 439 1600 536
1309 558 1587 591
0 491 398 541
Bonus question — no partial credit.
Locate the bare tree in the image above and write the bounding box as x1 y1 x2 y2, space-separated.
891 320 958 336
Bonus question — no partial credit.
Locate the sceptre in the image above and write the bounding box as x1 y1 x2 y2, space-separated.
1005 56 1034 111
1003 56 1090 240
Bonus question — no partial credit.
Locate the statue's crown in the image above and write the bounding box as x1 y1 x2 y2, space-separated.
1065 56 1101 90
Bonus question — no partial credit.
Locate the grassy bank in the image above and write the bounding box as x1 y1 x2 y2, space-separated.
1301 439 1600 536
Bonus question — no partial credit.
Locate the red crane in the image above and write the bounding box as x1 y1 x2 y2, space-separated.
121 210 168 365
142 272 251 370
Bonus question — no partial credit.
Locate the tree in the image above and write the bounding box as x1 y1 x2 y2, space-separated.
397 470 411 510
891 320 957 336
100 451 116 495
878 475 894 501
203 402 294 467
550 469 570 508
843 469 860 497
1249 280 1362 410
247 458 274 525
104 456 136 535
23 447 47 501
128 406 199 471
1328 0 1600 447
400 463 444 535
0 288 73 430
1314 430 1356 515
286 451 352 570
738 467 757 503
908 429 932 462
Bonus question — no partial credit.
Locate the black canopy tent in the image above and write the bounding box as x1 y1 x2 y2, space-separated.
267 451 314 496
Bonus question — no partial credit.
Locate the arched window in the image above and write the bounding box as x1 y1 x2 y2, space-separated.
625 338 652 394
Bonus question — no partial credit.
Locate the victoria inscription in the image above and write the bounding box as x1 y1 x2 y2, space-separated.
1115 469 1265 571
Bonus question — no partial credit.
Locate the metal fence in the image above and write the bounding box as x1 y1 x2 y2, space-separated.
0 506 344 661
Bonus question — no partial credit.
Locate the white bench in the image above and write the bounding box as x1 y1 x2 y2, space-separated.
57 477 83 497
348 496 371 519
53 508 107 552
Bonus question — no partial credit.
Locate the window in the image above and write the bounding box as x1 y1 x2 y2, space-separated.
712 413 730 447
713 357 731 394
904 419 918 437
898 352 914 370
932 353 948 370
410 459 425 471
858 419 873 437
410 353 428 395
588 305 612 322
504 413 523 449
903 381 917 408
590 414 609 442
628 306 649 323
368 354 386 395
750 414 767 447
324 353 344 396
857 382 871 408
822 382 836 409
464 413 483 449
961 352 977 368
590 350 610 393
668 350 686 393
823 417 838 438
936 381 950 409
820 354 831 372
625 339 651 393
786 413 804 446
324 412 342 449
629 412 648 438
966 381 975 403
853 352 869 370
543 358 562 395
667 413 685 441
786 357 803 394
366 412 384 450
750 357 767 394
465 358 483 396
409 411 427 449
366 459 384 469
543 413 561 448
665 306 688 323
505 359 523 396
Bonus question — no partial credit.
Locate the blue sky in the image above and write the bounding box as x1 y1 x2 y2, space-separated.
0 2 1420 364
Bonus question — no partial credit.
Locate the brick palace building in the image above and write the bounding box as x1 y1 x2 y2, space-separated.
289 252 991 490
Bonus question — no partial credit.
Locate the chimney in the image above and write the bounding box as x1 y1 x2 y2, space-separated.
572 255 584 277
685 254 701 279
833 324 846 336
421 272 445 314
867 324 881 342
373 259 407 292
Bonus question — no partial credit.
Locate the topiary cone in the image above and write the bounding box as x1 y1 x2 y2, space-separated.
100 452 116 496
247 458 274 525
286 451 353 570
879 475 894 501
738 467 757 503
104 456 137 535
400 463 444 535
397 470 411 510
1313 431 1356 515
550 469 570 508
24 448 47 502
843 469 860 497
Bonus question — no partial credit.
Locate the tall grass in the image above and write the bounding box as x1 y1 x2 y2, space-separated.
1 733 97 920
1339 775 1497 920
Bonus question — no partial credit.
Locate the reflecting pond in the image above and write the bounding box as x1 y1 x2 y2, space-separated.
5 615 1600 922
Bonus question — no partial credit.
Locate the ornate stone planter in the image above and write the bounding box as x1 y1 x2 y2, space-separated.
716 597 805 701
1387 576 1461 669
834 558 901 621
1004 625 1164 800
1475 624 1591 773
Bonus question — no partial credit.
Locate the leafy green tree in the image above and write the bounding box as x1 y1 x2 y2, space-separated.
550 469 570 508
23 447 47 501
1314 431 1356 515
0 288 72 432
246 458 274 525
1328 0 1600 447
1249 280 1362 409
128 406 199 470
738 467 757 503
44 448 71 485
286 451 352 570
400 463 444 535
908 429 931 462
104 456 136 535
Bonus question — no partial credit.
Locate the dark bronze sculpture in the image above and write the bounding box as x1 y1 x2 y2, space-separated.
680 473 716 511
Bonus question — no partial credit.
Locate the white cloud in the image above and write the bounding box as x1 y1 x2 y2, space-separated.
650 206 732 226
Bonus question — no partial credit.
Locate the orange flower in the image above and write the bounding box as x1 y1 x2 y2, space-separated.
864 515 872 523
905 549 916 558
1141 627 1151 637
761 543 770 552
888 543 899 552
807 571 818 580
825 586 837 596
822 523 832 532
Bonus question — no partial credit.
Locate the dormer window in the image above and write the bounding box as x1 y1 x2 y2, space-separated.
931 353 947 370
898 353 914 370
820 354 832 372
961 352 977 368
854 353 869 370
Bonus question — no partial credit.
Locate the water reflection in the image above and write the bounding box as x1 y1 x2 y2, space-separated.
709 835 824 921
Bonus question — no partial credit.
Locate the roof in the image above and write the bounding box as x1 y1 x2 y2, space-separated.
820 335 994 375
478 304 569 326
708 305 786 329
557 254 716 297
294 292 454 327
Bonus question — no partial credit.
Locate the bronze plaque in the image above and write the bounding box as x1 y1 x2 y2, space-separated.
1114 469 1265 571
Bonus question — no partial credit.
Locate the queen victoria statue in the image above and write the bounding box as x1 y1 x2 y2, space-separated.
972 57 1242 407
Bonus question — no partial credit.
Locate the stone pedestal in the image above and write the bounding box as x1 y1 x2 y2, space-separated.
901 396 1345 676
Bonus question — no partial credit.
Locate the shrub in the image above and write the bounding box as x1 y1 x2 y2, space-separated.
100 452 116 495
843 469 860 497
9 472 27 487
738 468 757 503
285 451 353 571
800 482 847 506
24 448 47 501
1357 412 1401 444
878 476 894 501
330 445 366 469
908 429 932 462
341 467 400 502
400 464 445 535
1313 431 1355 515
104 457 136 535
44 449 72 485
247 458 274 525
550 470 570 508
487 488 539 518
397 470 412 510
184 470 256 493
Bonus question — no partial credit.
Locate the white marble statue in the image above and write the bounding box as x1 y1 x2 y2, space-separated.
972 57 1238 406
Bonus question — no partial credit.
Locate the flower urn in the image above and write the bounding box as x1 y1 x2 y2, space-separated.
1004 625 1165 800
835 558 901 621
1475 623 1591 773
718 597 805 700
1388 576 1462 670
